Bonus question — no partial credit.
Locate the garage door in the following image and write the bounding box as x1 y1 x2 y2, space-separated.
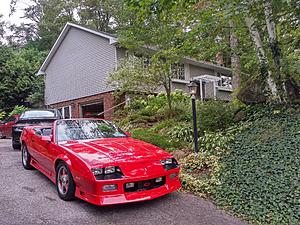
81 102 104 118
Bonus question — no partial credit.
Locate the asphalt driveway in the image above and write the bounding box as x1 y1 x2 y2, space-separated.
0 139 249 225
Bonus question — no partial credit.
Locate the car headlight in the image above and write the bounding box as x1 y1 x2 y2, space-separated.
104 166 115 174
91 166 123 180
91 168 103 176
160 158 179 170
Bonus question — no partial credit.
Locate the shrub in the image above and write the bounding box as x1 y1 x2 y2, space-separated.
131 128 181 151
9 105 28 117
151 119 176 132
0 111 6 120
197 100 236 132
168 123 194 143
127 91 190 118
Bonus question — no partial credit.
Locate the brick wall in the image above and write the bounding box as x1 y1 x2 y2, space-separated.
49 91 116 119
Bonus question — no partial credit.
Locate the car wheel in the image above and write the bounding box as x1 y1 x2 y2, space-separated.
21 144 34 170
56 162 76 201
12 142 21 150
0 132 6 139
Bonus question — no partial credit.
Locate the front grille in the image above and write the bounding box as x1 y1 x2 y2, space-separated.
124 176 166 192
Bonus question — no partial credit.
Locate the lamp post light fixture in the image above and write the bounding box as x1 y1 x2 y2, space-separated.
187 81 199 154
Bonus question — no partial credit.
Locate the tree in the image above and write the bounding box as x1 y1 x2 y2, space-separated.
0 46 47 111
8 0 124 49
76 0 122 32
117 0 300 103
0 15 6 44
108 54 176 111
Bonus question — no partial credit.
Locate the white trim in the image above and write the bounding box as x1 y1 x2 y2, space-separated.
114 46 118 70
216 86 233 92
58 106 72 119
200 79 203 102
80 101 103 107
213 81 217 100
69 106 72 118
172 79 190 84
184 63 190 80
194 75 222 82
69 23 116 41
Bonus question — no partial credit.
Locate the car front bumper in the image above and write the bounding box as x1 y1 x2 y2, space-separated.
75 168 181 206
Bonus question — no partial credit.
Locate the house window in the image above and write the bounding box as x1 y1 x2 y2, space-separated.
172 63 185 80
58 106 71 119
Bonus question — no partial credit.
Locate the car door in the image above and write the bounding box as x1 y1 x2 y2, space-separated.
31 128 54 175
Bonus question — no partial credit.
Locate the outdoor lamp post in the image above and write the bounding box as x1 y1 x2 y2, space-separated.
188 81 199 154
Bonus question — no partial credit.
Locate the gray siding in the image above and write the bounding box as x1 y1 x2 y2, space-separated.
189 65 215 78
172 82 189 93
45 27 116 105
216 89 232 101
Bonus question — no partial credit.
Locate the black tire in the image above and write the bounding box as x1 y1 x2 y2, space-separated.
0 132 6 139
21 144 34 170
56 162 76 201
12 141 21 150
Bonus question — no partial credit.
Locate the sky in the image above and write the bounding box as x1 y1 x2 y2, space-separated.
0 0 29 25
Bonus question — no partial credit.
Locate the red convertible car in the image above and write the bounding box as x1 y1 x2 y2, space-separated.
21 119 181 205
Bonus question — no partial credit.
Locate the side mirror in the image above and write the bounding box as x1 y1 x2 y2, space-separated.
42 136 52 143
125 132 131 137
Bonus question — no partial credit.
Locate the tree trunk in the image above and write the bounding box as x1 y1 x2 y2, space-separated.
229 21 241 90
263 0 286 101
245 16 278 99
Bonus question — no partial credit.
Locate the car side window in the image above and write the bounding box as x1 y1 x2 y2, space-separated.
42 128 52 136
34 128 42 136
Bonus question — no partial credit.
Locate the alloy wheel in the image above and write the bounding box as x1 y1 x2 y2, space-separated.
57 167 69 195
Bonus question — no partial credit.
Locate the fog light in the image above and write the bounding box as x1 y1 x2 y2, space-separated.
125 182 135 188
170 173 178 180
155 177 163 183
102 184 117 192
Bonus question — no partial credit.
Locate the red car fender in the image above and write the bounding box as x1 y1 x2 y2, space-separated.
53 152 96 192
20 129 28 145
54 154 73 173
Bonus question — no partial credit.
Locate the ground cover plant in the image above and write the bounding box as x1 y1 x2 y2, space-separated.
115 94 300 225
212 105 300 225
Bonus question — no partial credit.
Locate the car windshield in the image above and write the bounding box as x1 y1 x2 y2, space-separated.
22 110 57 119
56 120 127 142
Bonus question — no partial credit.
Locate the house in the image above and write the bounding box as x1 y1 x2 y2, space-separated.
38 23 233 119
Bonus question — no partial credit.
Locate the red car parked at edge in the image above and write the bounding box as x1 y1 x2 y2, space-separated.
21 119 181 205
0 114 20 138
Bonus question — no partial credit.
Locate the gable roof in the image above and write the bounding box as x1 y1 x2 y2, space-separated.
37 22 117 75
38 22 231 76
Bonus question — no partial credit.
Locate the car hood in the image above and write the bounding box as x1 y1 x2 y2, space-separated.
59 138 171 167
